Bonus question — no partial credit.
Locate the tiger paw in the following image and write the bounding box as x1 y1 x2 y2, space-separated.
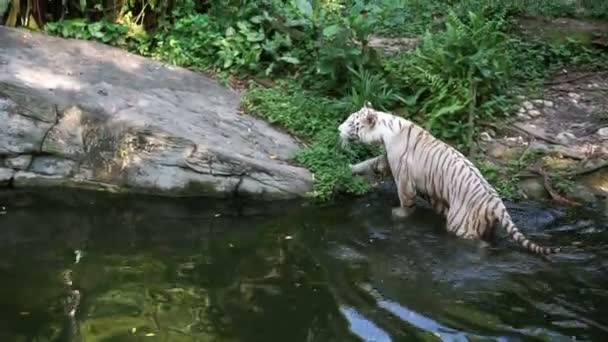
391 207 414 220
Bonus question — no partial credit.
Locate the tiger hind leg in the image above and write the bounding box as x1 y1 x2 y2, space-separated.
430 197 448 217
446 207 476 239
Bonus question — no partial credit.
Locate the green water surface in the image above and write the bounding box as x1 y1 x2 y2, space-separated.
0 189 606 342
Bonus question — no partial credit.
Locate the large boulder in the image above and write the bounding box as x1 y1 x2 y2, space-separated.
0 27 313 199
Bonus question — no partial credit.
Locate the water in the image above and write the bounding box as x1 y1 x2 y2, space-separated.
0 189 607 342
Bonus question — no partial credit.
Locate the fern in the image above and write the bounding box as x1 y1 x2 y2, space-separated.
383 9 512 150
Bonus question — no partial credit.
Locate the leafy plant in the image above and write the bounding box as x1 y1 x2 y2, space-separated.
476 160 519 201
372 0 445 36
508 36 608 83
152 14 219 68
46 19 129 46
345 66 406 111
384 10 512 150
242 83 378 200
215 21 266 72
314 0 380 91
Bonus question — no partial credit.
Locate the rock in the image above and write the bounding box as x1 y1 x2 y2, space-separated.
0 98 53 154
0 83 57 122
487 143 519 160
479 132 493 142
569 184 598 204
13 171 65 187
517 111 530 120
522 101 534 110
368 36 420 55
583 168 608 198
568 92 580 104
597 127 608 137
0 27 312 199
532 99 545 106
42 106 85 159
556 131 576 144
528 109 542 117
530 99 554 108
519 178 548 201
0 167 14 186
542 155 578 171
29 156 77 176
4 155 32 170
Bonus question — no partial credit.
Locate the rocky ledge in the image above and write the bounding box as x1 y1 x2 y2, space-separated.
0 27 313 199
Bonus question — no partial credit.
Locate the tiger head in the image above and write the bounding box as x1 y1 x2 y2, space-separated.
338 102 383 146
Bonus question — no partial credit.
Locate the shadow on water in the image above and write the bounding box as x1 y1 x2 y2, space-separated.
0 189 606 342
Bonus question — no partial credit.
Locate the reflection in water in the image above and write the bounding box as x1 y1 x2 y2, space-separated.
339 306 391 342
0 189 606 342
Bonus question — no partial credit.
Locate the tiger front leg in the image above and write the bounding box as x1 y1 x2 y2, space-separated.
392 171 416 220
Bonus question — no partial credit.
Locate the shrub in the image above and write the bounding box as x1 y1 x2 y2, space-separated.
45 19 129 46
384 11 512 151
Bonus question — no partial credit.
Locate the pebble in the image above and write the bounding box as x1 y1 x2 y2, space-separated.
522 101 534 110
568 92 581 104
532 99 545 106
529 109 542 117
556 131 576 144
479 132 493 142
597 127 608 137
488 144 518 160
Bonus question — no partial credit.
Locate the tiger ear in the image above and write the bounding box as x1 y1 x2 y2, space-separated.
364 101 372 109
365 112 377 127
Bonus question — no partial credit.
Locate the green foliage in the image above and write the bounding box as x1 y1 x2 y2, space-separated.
45 19 129 46
373 0 445 36
345 66 406 111
476 151 540 200
242 84 377 200
314 1 380 90
215 22 266 72
151 14 218 68
242 83 344 139
476 160 519 201
384 11 511 150
150 2 303 76
552 174 576 195
509 37 608 81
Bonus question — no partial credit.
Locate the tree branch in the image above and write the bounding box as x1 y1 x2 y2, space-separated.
350 155 391 178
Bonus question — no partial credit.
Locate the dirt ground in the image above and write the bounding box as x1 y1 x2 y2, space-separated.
478 17 608 206
481 69 608 206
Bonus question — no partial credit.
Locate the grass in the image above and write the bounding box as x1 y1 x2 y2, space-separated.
241 83 379 201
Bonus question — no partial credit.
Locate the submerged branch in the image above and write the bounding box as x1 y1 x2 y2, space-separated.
529 168 583 206
350 155 391 178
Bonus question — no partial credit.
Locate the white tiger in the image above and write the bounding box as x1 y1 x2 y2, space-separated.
338 103 561 255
